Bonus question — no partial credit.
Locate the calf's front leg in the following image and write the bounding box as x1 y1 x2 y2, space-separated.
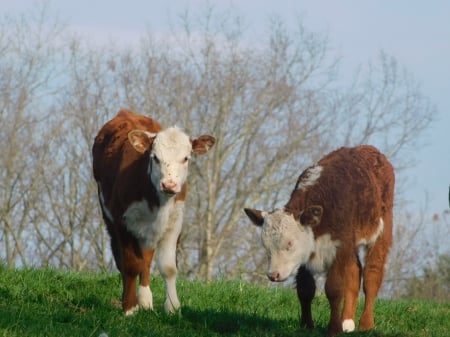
156 201 184 313
138 249 155 310
295 265 316 329
156 240 180 313
325 259 345 336
325 247 363 336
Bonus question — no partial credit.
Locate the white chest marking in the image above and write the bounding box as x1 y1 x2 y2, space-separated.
122 198 175 249
307 234 340 273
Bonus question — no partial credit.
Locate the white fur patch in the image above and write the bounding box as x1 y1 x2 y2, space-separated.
123 198 175 249
154 127 190 152
307 234 340 273
125 305 139 316
138 285 153 310
342 319 355 332
261 209 315 280
98 185 114 223
150 127 192 193
157 201 184 313
357 217 385 246
296 165 323 190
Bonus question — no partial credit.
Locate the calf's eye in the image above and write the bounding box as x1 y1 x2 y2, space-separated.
152 155 160 164
286 241 293 251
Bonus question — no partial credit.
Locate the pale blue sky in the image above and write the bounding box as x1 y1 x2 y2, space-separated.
3 0 449 215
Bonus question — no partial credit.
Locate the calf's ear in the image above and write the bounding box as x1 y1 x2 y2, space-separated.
192 135 216 155
128 130 157 153
244 208 265 227
300 205 323 227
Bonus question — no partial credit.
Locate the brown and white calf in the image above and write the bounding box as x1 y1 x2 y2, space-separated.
245 145 394 336
92 109 215 315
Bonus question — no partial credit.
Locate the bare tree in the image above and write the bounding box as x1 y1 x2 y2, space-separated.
0 4 437 298
147 10 434 282
169 13 337 280
0 4 66 267
39 40 122 270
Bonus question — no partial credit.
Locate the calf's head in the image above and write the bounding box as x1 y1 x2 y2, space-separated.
128 127 215 195
244 205 323 282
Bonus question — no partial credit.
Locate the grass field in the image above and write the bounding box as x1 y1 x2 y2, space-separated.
0 266 448 337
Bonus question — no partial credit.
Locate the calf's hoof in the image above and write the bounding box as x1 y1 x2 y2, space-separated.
359 312 375 331
328 322 343 336
164 297 181 314
300 319 314 329
124 305 139 316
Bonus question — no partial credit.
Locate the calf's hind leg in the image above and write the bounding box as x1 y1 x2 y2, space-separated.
121 242 141 315
341 252 362 332
108 230 140 315
359 235 391 330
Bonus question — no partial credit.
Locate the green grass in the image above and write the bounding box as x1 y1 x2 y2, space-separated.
0 266 448 337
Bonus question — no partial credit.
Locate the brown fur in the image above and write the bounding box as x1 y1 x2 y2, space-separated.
245 145 394 336
288 145 394 336
92 109 213 313
92 110 168 312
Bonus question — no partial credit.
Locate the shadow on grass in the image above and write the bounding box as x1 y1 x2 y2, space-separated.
181 306 415 337
181 305 328 336
0 303 418 337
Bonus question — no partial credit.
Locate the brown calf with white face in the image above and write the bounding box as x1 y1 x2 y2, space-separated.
92 109 215 315
245 145 394 336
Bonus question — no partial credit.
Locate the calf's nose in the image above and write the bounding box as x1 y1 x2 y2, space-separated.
161 179 178 194
267 271 281 282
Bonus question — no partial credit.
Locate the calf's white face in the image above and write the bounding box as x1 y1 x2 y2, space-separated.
244 206 323 282
128 127 215 195
149 127 192 195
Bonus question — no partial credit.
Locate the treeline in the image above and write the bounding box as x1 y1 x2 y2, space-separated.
0 3 447 300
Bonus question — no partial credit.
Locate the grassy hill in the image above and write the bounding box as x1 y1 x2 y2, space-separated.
0 266 448 337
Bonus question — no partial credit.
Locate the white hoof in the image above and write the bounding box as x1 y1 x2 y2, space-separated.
138 285 153 310
164 296 180 314
124 305 139 316
342 319 355 332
